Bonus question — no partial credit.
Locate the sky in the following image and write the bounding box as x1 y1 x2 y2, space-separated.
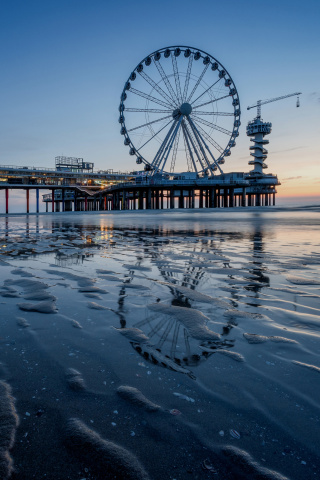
0 0 319 198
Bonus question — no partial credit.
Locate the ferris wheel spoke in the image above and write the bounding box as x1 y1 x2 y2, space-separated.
125 108 172 113
170 125 181 173
153 58 179 105
192 93 230 110
151 120 179 171
182 132 193 172
191 78 222 106
188 116 223 174
129 87 173 109
191 119 224 155
158 118 183 174
182 55 193 102
192 115 232 136
139 70 177 108
194 110 234 116
127 114 172 133
171 53 183 104
137 118 174 151
187 117 215 174
181 121 198 172
183 121 206 172
186 64 209 103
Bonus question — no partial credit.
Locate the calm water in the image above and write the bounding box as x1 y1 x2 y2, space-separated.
0 206 320 479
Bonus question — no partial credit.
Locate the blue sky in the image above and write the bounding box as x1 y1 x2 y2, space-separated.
0 0 319 196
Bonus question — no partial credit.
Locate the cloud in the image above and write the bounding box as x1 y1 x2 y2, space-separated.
282 176 303 181
308 92 320 103
271 146 306 154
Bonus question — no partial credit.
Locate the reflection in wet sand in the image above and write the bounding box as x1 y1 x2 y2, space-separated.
0 209 320 479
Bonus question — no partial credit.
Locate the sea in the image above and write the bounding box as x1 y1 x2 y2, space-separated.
0 201 319 480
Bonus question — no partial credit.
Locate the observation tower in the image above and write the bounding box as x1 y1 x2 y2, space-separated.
246 93 301 177
246 117 272 176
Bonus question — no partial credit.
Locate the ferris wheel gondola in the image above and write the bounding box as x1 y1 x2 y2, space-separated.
119 46 241 176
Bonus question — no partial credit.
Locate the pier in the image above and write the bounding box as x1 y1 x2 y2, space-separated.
0 163 278 213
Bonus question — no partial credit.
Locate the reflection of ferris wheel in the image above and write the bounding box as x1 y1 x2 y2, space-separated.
119 46 241 176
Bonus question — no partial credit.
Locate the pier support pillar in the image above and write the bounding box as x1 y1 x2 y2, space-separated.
138 190 143 210
55 201 60 212
170 189 175 209
146 188 151 209
229 188 234 208
5 188 9 214
256 193 261 207
273 192 276 205
26 189 30 214
62 189 65 212
191 189 195 209
51 189 55 212
36 189 39 213
85 196 88 211
224 189 228 208
199 189 203 208
248 194 252 207
179 189 184 209
155 189 160 209
242 188 246 207
209 188 215 208
265 193 268 206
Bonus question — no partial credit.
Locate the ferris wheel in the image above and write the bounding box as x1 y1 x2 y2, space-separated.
119 46 241 176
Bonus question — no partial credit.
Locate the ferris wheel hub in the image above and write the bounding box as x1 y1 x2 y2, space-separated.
179 102 192 116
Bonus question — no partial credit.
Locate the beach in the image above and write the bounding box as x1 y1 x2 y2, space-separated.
0 205 320 480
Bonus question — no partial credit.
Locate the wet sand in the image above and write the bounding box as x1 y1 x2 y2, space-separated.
0 207 320 479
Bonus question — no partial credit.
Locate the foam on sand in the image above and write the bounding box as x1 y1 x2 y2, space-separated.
158 282 226 304
87 301 109 310
292 360 320 373
18 299 57 314
117 385 161 412
0 381 19 480
66 368 86 391
148 303 220 341
286 275 320 285
16 317 30 328
65 418 150 480
116 327 149 343
243 333 298 344
199 346 245 362
221 445 289 480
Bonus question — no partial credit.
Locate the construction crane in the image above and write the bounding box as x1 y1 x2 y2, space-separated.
247 92 302 118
